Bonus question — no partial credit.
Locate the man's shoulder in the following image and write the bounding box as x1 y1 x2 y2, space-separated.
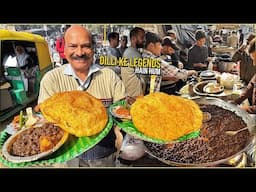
99 67 117 76
188 45 196 52
123 47 141 57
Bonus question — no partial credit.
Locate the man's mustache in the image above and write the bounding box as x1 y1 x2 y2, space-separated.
71 54 92 60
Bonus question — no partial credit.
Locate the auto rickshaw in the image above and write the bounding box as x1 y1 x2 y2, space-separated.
0 29 53 122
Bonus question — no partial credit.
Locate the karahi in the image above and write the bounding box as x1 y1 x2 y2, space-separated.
130 92 203 141
39 91 108 137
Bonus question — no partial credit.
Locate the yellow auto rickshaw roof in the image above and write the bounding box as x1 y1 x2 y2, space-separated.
0 29 46 43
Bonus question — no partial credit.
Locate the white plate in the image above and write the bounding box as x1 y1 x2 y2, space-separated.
203 83 224 94
5 114 45 135
200 70 215 78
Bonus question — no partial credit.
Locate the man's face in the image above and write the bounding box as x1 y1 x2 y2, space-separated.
161 45 174 55
151 42 162 56
136 31 145 48
111 36 120 48
121 38 127 47
64 29 94 72
197 38 206 47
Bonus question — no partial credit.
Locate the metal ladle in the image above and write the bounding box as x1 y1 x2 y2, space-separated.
225 127 249 136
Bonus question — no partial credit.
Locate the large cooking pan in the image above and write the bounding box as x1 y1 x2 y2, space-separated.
144 97 256 167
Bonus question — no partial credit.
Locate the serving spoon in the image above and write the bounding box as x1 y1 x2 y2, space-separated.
225 127 249 136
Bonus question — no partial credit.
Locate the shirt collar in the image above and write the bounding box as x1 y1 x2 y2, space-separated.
64 63 100 82
142 49 158 58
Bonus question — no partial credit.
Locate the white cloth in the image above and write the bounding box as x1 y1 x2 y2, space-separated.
16 53 29 67
3 55 17 67
3 53 29 68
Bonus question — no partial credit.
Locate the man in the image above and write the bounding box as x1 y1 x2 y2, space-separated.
187 30 209 71
142 32 197 94
161 36 183 68
160 36 190 94
106 32 122 75
38 25 126 167
233 37 256 114
232 34 256 85
121 27 146 97
118 35 128 56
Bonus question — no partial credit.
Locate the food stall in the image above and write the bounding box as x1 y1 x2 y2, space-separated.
0 89 256 168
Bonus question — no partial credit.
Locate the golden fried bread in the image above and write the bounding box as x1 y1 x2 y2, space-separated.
39 91 108 137
130 92 203 141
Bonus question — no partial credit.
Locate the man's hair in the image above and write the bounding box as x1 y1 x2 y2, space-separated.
130 27 145 39
121 35 128 42
107 32 119 41
248 38 256 54
195 30 206 41
145 32 161 48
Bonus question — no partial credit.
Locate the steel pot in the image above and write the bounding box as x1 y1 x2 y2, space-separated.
144 97 256 167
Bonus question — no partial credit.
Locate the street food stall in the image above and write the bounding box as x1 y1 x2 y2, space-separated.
0 88 255 168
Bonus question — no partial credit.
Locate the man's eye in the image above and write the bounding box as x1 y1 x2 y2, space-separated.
82 45 92 49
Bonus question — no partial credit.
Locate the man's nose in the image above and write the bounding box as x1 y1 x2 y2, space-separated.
75 47 83 56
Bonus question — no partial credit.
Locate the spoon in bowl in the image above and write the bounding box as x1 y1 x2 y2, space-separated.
225 127 249 136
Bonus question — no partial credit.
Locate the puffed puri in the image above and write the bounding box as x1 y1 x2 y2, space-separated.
39 91 108 137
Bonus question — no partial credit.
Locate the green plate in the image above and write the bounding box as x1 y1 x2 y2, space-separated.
109 100 200 144
0 114 113 167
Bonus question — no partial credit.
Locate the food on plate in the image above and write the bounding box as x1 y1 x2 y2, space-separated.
144 104 251 165
5 123 66 157
112 105 131 119
130 92 203 141
203 83 224 94
7 110 43 135
39 91 108 137
179 84 189 95
39 136 55 152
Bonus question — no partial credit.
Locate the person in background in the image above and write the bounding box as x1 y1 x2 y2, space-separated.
187 30 208 71
232 34 256 86
227 31 238 49
167 30 178 42
161 36 183 68
118 35 128 56
106 32 122 75
55 25 71 65
233 37 256 114
238 29 244 47
205 30 214 57
38 25 126 167
142 32 197 94
121 27 146 97
3 45 33 92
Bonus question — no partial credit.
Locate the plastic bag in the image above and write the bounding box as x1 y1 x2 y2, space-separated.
119 134 146 161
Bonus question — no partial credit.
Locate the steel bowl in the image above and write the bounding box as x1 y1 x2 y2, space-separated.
2 126 69 163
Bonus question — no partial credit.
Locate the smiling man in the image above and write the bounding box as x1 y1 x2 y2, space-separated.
38 25 126 167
